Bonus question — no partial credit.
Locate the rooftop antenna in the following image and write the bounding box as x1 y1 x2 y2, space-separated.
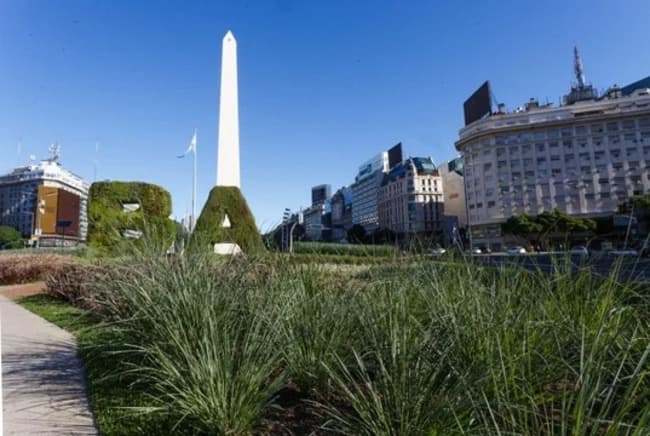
574 46 586 88
48 142 61 162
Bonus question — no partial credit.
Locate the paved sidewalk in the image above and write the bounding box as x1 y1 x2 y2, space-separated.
1 295 97 435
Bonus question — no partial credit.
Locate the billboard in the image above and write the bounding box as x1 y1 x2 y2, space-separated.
387 143 403 169
56 189 81 237
463 81 492 126
37 186 59 235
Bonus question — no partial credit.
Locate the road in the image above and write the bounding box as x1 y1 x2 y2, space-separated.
471 252 650 283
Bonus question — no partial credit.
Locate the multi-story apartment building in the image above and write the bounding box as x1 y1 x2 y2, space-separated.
455 49 650 248
351 152 389 233
0 148 89 245
377 157 444 234
311 184 331 206
330 186 353 241
351 143 402 233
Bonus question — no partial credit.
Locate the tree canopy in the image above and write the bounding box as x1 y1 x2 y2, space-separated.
501 209 596 241
0 225 23 248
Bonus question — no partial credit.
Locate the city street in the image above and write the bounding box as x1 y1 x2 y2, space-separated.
472 252 650 283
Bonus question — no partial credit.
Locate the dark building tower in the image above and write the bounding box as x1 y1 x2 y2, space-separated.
311 184 331 206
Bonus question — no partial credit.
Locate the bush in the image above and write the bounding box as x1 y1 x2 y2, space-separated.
191 186 265 255
87 181 175 255
48 253 650 434
293 241 397 257
0 254 71 285
0 225 23 248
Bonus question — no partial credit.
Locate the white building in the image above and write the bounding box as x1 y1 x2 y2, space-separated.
0 152 89 243
455 51 650 248
378 157 444 234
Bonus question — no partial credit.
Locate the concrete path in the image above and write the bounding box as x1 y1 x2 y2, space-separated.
1 295 97 435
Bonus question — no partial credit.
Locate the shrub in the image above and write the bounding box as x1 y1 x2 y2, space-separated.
191 186 265 255
292 241 397 257
0 225 23 248
87 181 175 255
0 254 71 285
55 252 650 434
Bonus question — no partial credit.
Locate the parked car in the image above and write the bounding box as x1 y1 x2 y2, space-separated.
507 246 527 255
609 248 638 256
569 245 589 256
429 247 447 255
471 247 482 254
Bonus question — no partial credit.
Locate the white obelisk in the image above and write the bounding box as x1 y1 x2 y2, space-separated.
216 30 240 188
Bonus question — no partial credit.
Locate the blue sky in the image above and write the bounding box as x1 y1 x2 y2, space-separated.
1 0 649 231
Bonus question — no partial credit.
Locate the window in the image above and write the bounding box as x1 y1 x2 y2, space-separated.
613 162 624 170
552 168 562 176
598 178 609 185
536 143 545 152
548 129 559 139
483 162 492 171
525 170 535 178
581 166 591 175
575 125 588 135
511 159 521 168
512 172 521 181
609 135 620 144
534 131 546 140
626 147 637 157
593 137 603 146
485 188 494 196
487 201 495 208
601 192 611 199
624 132 637 142
640 118 650 128
497 160 507 168
591 124 604 133
561 128 572 138
579 152 590 160
549 141 559 149
509 145 519 154
610 149 621 158
551 155 561 162
496 147 506 157
594 151 605 160
520 133 532 142
606 122 619 132
522 144 532 153
537 157 546 164
524 158 533 166
495 136 506 145
622 120 636 130
565 153 575 162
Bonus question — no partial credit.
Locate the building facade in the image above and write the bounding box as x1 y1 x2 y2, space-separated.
303 202 326 241
311 184 331 206
378 157 444 234
438 157 466 227
456 54 650 248
0 155 89 244
351 151 390 233
330 186 353 241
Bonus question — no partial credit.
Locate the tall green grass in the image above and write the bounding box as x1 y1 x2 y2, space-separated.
68 248 650 435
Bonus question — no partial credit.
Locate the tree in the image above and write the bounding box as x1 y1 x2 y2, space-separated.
0 225 23 248
347 224 367 244
501 214 542 239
